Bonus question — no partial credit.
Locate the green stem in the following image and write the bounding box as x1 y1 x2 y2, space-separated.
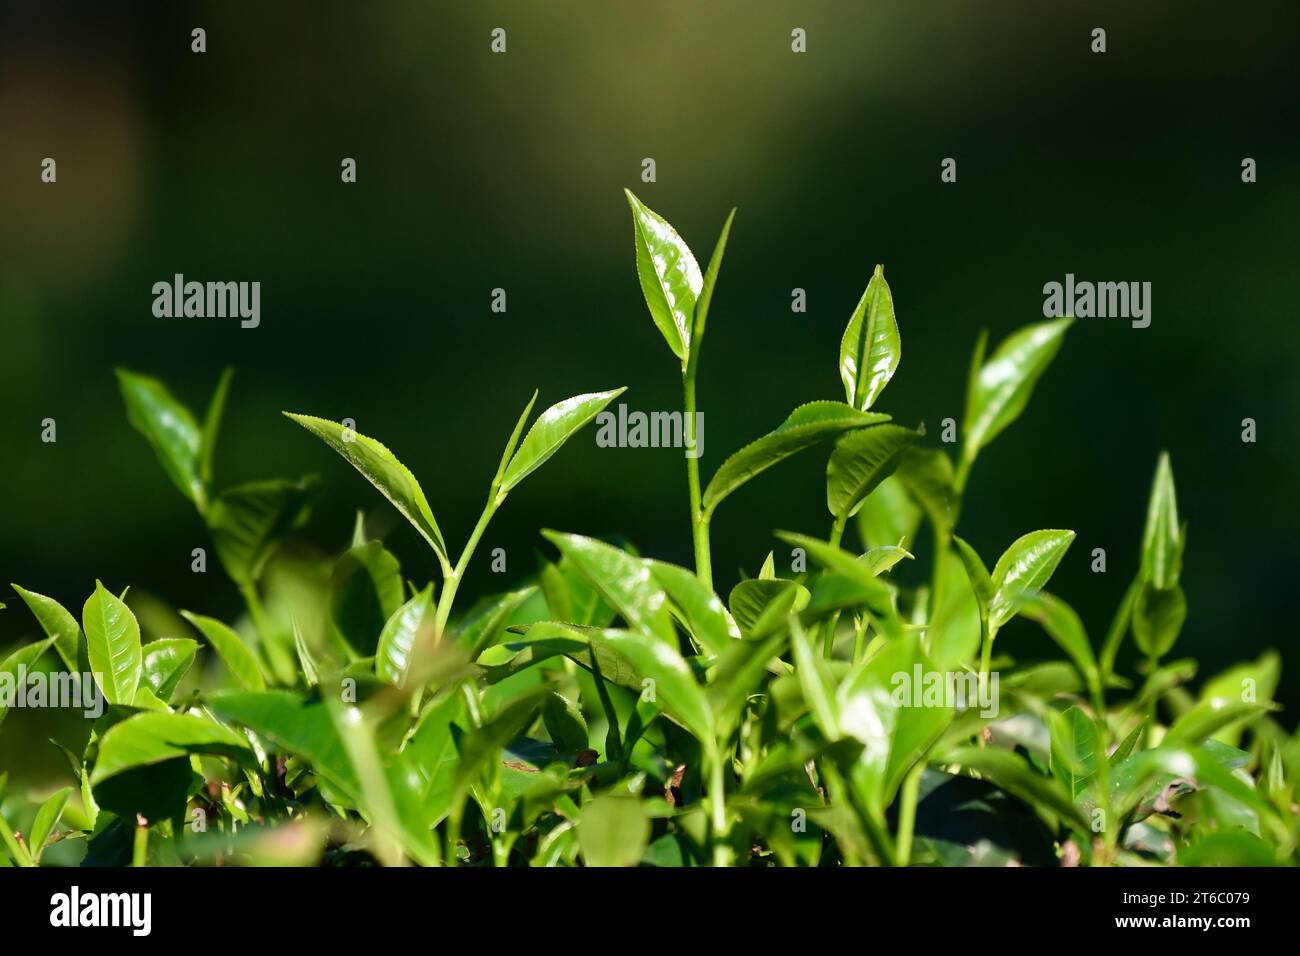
895 761 926 866
240 582 272 643
683 374 711 589
433 494 500 637
132 816 149 867
978 624 996 692
708 749 733 867
821 514 848 659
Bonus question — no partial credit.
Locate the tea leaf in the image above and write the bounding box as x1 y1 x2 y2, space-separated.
895 448 958 538
90 712 255 785
199 367 234 488
116 369 203 506
1018 591 1100 693
181 610 267 691
330 541 405 658
625 189 702 363
839 265 901 411
208 691 361 800
602 629 714 743
580 795 650 867
375 585 433 686
10 584 80 671
27 787 72 859
284 413 449 567
693 208 736 352
826 423 920 519
703 402 889 516
1141 452 1182 589
141 637 199 702
648 559 740 655
962 318 1071 465
1049 706 1100 801
988 530 1075 630
500 388 626 495
207 477 317 586
0 639 54 728
82 580 142 706
542 531 674 644
1131 582 1186 660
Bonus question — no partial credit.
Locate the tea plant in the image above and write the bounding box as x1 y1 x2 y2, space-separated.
2 193 1295 867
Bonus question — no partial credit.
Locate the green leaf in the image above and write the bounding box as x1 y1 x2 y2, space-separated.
81 581 142 705
27 787 72 860
1199 651 1279 746
772 531 896 626
1049 706 1100 802
489 622 641 693
453 587 536 659
1164 698 1276 747
1140 452 1182 589
790 618 840 739
10 584 80 671
116 369 203 506
330 541 405 657
208 691 361 800
728 578 809 637
962 318 1071 464
943 746 1088 831
826 424 920 519
284 413 449 567
181 610 267 691
1019 591 1100 694
648 559 740 655
625 189 702 363
199 367 234 488
1131 582 1186 660
375 585 433 686
840 630 952 810
855 476 921 550
542 691 589 753
579 795 650 867
541 532 674 644
141 638 199 702
500 389 626 495
702 402 889 516
492 390 537 488
207 477 317 586
453 687 550 795
0 639 54 728
988 530 1075 631
839 265 901 411
291 619 320 688
91 712 254 784
895 448 958 538
692 208 736 352
601 629 714 743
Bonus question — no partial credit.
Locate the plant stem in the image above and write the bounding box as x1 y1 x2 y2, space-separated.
240 581 272 643
895 761 926 866
820 514 848 659
132 816 149 867
433 495 499 637
683 374 712 589
708 749 733 867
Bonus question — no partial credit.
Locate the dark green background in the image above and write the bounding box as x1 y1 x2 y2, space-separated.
2 2 1297 719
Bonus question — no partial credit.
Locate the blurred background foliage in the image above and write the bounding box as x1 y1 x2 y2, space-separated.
2 1 1298 780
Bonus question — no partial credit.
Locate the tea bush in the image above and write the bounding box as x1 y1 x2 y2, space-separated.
2 193 1294 867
